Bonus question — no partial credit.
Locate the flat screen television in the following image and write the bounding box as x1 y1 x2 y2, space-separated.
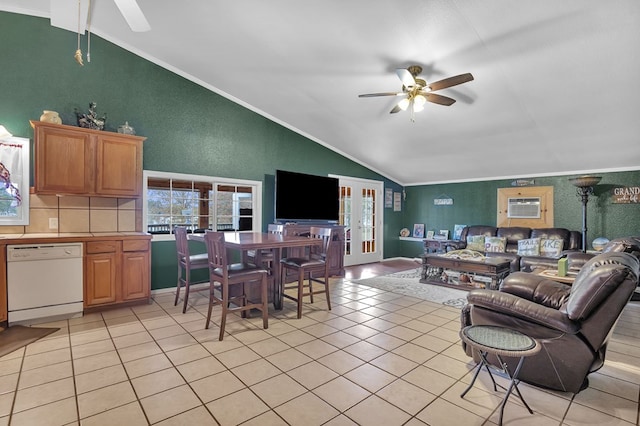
275 170 339 222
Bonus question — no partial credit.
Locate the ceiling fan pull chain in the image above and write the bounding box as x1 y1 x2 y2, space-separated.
74 0 83 66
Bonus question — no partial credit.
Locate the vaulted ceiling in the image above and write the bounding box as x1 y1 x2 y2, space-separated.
2 0 639 185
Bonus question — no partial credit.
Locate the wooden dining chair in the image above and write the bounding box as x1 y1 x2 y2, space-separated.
203 231 269 340
246 224 284 268
279 227 333 319
174 226 209 313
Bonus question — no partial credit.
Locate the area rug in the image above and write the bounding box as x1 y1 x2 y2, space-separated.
351 268 468 308
0 325 60 358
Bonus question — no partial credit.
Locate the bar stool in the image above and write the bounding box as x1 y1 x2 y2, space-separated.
203 231 269 341
279 227 333 319
174 226 209 313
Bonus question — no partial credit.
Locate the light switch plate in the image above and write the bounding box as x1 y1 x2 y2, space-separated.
49 217 58 229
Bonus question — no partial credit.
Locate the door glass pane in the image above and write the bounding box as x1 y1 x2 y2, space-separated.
361 187 376 254
340 186 352 255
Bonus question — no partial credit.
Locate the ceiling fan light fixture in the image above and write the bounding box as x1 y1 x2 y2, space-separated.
414 94 426 108
398 98 411 111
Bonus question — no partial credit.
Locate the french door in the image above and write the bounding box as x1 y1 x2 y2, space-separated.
335 176 383 266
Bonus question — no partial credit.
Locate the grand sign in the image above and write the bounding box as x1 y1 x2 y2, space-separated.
612 186 640 204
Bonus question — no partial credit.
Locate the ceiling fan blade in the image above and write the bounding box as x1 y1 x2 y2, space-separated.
113 0 151 32
396 68 416 88
358 92 404 98
389 104 402 114
428 73 474 91
425 93 456 106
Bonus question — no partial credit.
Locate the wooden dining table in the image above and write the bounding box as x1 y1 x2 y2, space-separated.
188 231 321 309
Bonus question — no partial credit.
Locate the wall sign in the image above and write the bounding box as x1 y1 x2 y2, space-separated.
612 186 640 204
434 197 453 205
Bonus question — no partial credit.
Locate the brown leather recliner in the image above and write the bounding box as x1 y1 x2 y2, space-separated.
460 252 640 393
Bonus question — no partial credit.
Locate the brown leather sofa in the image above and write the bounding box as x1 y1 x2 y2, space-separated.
458 225 582 272
460 251 640 393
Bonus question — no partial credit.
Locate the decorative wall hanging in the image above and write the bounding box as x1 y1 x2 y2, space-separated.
434 194 453 205
612 186 640 204
0 137 30 225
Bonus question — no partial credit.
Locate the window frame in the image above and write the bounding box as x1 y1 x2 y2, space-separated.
143 170 263 242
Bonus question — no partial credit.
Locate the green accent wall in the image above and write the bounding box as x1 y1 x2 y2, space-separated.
399 171 640 258
0 12 404 290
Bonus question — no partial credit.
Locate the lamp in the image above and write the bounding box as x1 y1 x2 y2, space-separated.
0 125 12 139
569 175 602 252
413 94 426 112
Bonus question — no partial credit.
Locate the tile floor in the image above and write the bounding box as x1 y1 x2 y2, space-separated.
1 259 639 425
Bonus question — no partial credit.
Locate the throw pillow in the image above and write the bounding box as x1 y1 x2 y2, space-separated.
540 238 564 258
484 236 506 253
517 238 541 256
466 235 486 252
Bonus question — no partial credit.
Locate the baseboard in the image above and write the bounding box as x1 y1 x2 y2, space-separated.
151 282 210 296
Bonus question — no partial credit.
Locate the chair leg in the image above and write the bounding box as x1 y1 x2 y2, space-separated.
182 269 191 314
261 274 268 330
297 269 305 319
324 272 332 311
219 282 229 341
174 267 182 306
308 273 314 304
205 281 214 330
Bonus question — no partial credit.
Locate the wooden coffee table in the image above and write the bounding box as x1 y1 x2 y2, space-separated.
420 254 511 290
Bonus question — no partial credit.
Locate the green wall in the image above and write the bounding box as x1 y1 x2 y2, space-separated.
0 12 404 289
398 171 640 257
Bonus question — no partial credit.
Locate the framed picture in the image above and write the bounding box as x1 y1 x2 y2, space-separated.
0 136 30 225
393 192 401 211
413 223 425 238
426 230 435 239
437 229 449 239
453 224 466 240
385 188 393 208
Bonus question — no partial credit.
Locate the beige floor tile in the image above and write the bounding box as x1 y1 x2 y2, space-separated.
131 367 186 398
287 361 339 390
300 322 340 338
313 376 370 412
77 381 137 419
17 361 72 390
320 331 361 349
200 337 244 354
9 396 77 426
68 321 106 335
231 358 282 386
588 372 640 402
206 388 269 424
0 373 18 395
176 356 226 382
24 336 70 356
164 343 209 365
81 401 148 426
265 348 313 372
0 393 13 418
411 334 454 353
392 342 438 364
148 324 185 340
247 337 291 357
423 353 472 380
377 378 436 415
317 350 365 375
69 328 111 347
295 339 339 359
251 374 308 408
191 370 246 403
342 340 387 362
123 353 173 379
402 365 457 396
365 332 406 351
415 397 485 426
274 392 340 426
117 341 162 363
71 339 115 359
370 352 418 377
140 385 201 424
156 333 199 352
21 348 71 371
344 363 396 393
322 414 360 426
13 377 75 413
75 364 128 395
154 406 217 425
72 350 121 375
241 409 289 426
344 394 411 426
215 346 261 369
276 329 317 347
572 386 638 423
112 330 154 349
343 324 379 339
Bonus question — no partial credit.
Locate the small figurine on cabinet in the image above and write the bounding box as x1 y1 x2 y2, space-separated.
75 102 106 130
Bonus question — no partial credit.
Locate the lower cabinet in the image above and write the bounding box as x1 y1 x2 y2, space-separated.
85 238 150 308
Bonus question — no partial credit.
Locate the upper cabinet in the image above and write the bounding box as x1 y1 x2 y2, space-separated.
31 121 146 197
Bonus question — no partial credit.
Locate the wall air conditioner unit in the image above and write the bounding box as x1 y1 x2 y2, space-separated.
507 197 541 219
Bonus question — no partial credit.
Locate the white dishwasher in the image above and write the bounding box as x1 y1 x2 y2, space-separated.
7 243 84 325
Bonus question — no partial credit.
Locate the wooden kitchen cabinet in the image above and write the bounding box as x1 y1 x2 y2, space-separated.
31 121 145 197
84 237 151 308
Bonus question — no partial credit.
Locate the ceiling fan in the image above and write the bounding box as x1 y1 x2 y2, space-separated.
359 65 474 121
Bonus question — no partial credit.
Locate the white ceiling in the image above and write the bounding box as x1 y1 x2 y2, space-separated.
2 0 640 185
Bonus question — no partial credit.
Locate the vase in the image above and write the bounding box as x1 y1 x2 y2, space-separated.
40 110 62 124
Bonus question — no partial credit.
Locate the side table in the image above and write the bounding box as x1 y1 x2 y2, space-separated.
459 325 541 426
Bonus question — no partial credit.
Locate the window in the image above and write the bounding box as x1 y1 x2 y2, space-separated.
144 170 262 240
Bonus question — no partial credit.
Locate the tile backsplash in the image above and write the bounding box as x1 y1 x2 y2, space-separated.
0 194 142 234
